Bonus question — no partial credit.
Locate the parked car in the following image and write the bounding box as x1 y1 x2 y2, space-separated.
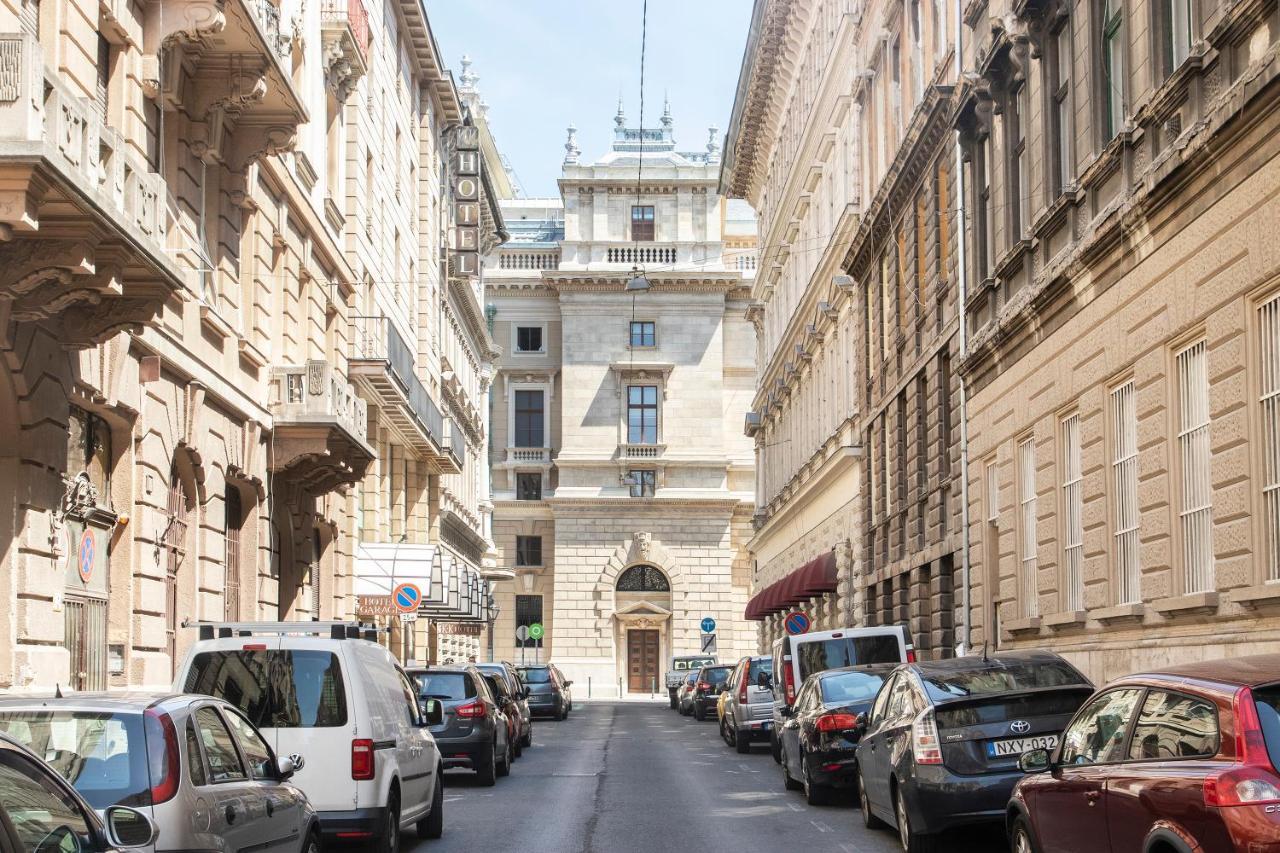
778 665 894 805
770 626 915 763
666 655 717 709
720 656 774 753
0 732 159 853
478 671 523 761
475 662 532 750
177 621 445 850
677 671 700 716
691 665 734 721
410 665 512 785
517 665 572 720
549 664 574 712
0 692 319 853
1008 653 1280 853
856 650 1093 852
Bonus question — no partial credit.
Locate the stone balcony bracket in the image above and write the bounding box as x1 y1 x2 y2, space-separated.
269 360 376 493
321 0 370 102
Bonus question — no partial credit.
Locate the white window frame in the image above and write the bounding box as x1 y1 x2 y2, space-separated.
512 324 547 356
1110 380 1141 602
507 382 551 450
1018 436 1039 617
1061 413 1084 611
1175 339 1214 594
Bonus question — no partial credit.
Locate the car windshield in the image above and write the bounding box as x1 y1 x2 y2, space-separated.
674 658 715 671
0 710 150 809
796 635 903 682
519 668 552 684
183 649 348 729
413 672 474 700
819 671 888 705
918 659 1089 702
1254 684 1280 770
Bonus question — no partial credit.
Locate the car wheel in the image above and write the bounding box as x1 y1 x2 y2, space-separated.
497 740 512 778
1010 816 1038 853
770 730 782 764
859 768 885 829
416 771 444 840
475 742 497 787
694 703 705 721
734 727 751 754
801 754 831 806
780 744 803 791
719 718 730 744
513 735 523 758
302 830 321 853
669 691 678 709
895 787 935 853
380 794 400 853
521 727 532 748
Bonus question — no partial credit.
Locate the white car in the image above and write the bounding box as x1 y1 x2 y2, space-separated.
176 622 444 852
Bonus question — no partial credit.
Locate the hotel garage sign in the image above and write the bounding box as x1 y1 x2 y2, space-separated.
453 124 480 278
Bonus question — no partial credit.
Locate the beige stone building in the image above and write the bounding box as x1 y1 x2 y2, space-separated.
957 0 1280 681
484 108 758 695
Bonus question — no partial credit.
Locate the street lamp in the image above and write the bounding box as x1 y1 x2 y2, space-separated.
626 267 651 291
485 590 500 662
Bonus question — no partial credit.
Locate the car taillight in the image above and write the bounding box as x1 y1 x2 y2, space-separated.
143 708 180 805
1204 687 1280 807
783 657 796 705
351 739 374 780
697 681 711 692
912 707 943 765
905 649 916 663
738 672 749 704
455 700 487 719
816 712 859 733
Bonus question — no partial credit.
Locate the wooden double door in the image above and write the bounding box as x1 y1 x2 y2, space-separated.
627 629 661 693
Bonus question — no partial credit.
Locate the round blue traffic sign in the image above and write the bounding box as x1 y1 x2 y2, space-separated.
393 583 422 613
784 611 811 636
700 616 716 633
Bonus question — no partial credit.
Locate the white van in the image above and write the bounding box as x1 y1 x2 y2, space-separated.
176 622 444 851
768 626 914 762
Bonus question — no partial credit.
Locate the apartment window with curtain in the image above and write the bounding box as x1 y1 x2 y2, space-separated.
1162 0 1192 78
1048 22 1074 196
1111 380 1141 601
1175 340 1214 593
627 386 659 444
514 389 545 447
1258 295 1280 581
1100 0 1126 141
1061 414 1084 611
1019 436 1038 617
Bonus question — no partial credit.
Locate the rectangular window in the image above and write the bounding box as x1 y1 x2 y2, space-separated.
1175 340 1214 593
1061 413 1084 611
1163 0 1192 77
224 489 243 620
910 0 925 99
880 251 893 361
1101 0 1126 141
1009 85 1029 237
628 469 656 498
897 228 910 334
95 35 111 122
630 321 656 348
976 138 993 278
986 460 1000 522
513 389 545 448
936 157 950 285
916 193 929 309
516 595 543 648
515 535 543 567
631 205 655 241
1049 24 1074 195
1260 295 1280 581
516 472 542 501
1111 381 1141 601
627 385 659 444
1019 436 1039 617
515 326 544 353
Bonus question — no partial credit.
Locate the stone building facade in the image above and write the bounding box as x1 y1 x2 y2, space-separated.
484 109 758 695
957 0 1280 681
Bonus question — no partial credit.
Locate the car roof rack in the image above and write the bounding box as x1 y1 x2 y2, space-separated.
185 620 386 642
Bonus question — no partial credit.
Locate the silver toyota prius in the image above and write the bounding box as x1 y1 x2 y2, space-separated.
0 692 319 853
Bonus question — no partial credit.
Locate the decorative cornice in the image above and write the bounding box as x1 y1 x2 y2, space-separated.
546 271 744 294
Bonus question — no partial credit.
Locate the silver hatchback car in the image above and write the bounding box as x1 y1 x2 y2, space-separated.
719 655 775 753
0 693 319 853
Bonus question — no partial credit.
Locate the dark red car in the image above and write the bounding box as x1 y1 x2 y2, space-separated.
1007 654 1280 853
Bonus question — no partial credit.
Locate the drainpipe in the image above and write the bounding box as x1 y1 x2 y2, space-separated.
953 0 973 657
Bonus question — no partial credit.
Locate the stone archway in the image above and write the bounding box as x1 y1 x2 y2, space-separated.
606 536 679 695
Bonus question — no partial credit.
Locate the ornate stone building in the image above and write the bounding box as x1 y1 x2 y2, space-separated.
958 0 1280 680
484 108 757 694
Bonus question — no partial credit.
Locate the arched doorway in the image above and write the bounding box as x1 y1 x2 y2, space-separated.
614 564 672 694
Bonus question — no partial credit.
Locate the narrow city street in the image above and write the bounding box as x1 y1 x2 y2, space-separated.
420 701 1004 853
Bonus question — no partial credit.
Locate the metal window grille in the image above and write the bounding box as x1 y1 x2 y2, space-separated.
225 489 243 620
310 529 322 621
65 597 108 691
164 467 190 674
1259 297 1280 580
1061 414 1084 611
1111 381 1141 601
1176 340 1214 593
1018 437 1038 617
515 595 543 649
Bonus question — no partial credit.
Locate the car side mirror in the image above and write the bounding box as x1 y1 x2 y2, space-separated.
420 698 444 727
275 754 302 780
104 806 158 849
1018 748 1052 773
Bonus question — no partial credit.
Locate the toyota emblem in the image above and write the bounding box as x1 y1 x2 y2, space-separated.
1010 720 1031 734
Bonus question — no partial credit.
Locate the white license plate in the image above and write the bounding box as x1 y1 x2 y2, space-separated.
987 734 1059 757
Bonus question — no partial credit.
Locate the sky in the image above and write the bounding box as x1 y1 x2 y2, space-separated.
426 0 754 198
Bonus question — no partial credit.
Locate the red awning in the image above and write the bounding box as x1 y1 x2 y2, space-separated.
743 551 838 621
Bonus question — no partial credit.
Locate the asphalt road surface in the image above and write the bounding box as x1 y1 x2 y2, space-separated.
411 700 1005 853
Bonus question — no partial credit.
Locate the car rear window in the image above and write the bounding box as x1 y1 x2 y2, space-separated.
183 650 348 728
519 667 552 684
819 671 888 705
674 657 716 671
413 672 475 700
704 667 731 684
1253 684 1280 770
748 658 773 680
796 635 903 681
919 659 1089 704
0 711 150 809
935 688 1094 729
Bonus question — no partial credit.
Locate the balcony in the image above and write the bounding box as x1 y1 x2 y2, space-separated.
0 43 181 345
497 249 560 270
320 0 370 102
505 447 552 465
349 315 460 473
269 361 375 492
606 245 677 265
620 443 665 460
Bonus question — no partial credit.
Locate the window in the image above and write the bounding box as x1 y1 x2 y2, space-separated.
615 564 671 592
627 385 659 444
1008 85 1029 237
516 326 544 353
193 707 246 783
1059 688 1143 765
1111 381 1141 601
0 751 93 851
516 472 542 501
225 488 243 620
1018 436 1038 617
631 205 655 241
516 535 542 567
1127 691 1218 760
630 321 656 348
936 157 951 284
222 710 275 779
1259 295 1280 581
1100 0 1126 141
974 136 993 279
1175 340 1214 593
628 469 656 497
880 251 893 361
1061 413 1083 611
185 720 208 787
910 0 925 100
1049 23 1074 195
95 35 111 122
1162 0 1192 77
516 595 543 648
0 710 147 809
67 406 111 499
514 390 545 448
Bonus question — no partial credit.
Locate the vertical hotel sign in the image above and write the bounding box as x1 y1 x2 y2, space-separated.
453 125 481 278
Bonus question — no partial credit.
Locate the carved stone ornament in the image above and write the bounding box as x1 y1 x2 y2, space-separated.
50 471 101 555
633 531 653 560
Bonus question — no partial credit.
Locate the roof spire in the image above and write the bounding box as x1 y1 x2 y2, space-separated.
615 93 626 128
661 91 672 127
563 123 580 165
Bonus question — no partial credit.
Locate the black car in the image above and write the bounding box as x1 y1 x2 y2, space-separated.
778 664 895 805
549 664 574 712
691 664 733 721
518 665 572 720
476 661 533 750
478 670 525 761
410 665 513 785
0 732 159 853
856 651 1093 852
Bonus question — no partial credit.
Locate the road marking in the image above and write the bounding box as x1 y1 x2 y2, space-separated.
810 819 833 833
786 801 803 812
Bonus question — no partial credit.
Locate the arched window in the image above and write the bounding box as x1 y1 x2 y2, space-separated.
616 564 670 593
